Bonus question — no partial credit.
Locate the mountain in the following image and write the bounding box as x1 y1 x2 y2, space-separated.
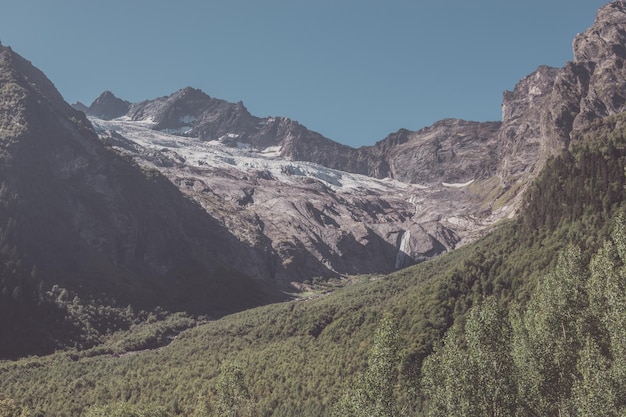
0 45 285 357
89 115 472 285
3 0 626 359
72 3 626 290
80 88 503 186
4 2 626 415
83 101 509 287
84 90 130 120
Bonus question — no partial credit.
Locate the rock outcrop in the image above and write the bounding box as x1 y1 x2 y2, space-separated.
500 1 626 185
86 90 130 120
371 119 502 185
573 1 626 129
497 65 561 185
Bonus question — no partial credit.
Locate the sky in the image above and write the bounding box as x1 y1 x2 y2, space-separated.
0 0 610 147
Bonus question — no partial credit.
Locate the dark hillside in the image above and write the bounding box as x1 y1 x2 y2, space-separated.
0 45 284 358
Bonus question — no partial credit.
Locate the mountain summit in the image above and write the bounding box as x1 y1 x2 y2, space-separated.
85 90 130 120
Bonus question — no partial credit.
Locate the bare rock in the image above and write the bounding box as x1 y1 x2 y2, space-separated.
85 91 130 120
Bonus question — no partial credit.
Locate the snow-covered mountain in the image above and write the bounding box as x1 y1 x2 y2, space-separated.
87 113 503 287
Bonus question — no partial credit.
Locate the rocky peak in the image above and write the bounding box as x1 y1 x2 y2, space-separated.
497 2 626 187
569 1 626 131
501 66 560 123
0 44 81 130
573 1 626 63
71 101 89 113
125 87 261 139
374 129 412 152
85 90 130 120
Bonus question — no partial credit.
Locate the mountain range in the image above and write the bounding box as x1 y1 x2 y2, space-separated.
73 0 626 286
2 1 626 359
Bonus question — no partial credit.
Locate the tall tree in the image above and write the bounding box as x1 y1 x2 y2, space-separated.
211 361 253 417
422 297 515 417
511 245 588 417
464 297 516 416
421 322 474 417
573 215 626 415
334 311 401 417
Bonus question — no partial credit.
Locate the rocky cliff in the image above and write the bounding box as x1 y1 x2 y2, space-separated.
499 1 626 185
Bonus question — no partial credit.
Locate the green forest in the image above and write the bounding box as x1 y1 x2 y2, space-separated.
2 113 626 416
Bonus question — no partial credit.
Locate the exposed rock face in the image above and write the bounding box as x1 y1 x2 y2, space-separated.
85 90 130 120
92 116 480 287
573 1 626 128
577 8 626 120
126 87 261 138
372 119 502 185
497 66 561 185
522 2 626 179
496 2 626 189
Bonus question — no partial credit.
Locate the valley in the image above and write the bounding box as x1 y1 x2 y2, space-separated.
3 1 626 416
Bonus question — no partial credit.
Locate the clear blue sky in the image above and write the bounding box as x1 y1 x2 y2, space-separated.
0 0 609 147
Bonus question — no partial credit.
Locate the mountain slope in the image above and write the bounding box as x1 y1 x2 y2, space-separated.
89 114 505 286
0 45 284 358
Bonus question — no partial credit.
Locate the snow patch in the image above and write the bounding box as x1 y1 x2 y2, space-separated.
259 145 282 157
162 126 193 135
179 115 196 124
442 180 474 188
88 116 414 195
